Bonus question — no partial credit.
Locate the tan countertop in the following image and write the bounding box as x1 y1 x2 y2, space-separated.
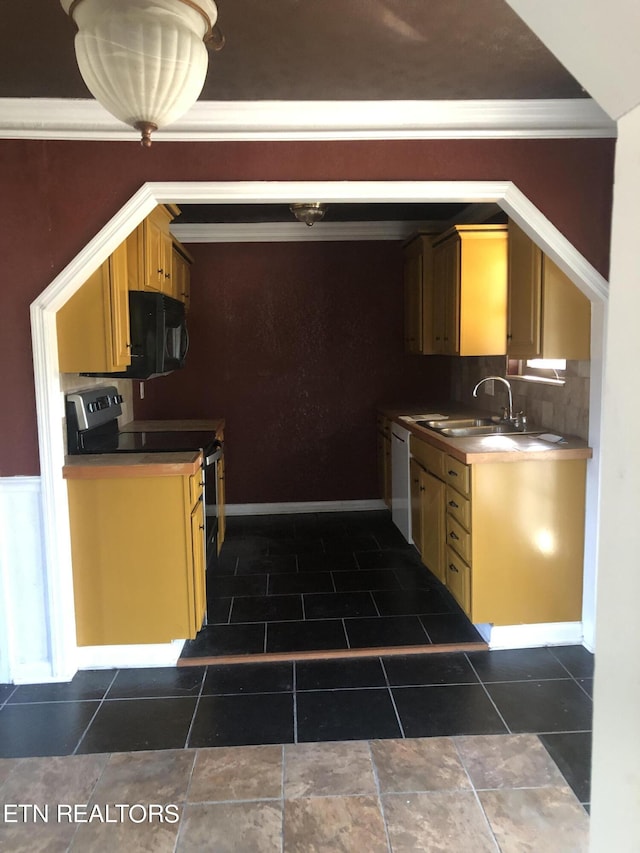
122 418 225 437
63 451 203 479
381 408 592 464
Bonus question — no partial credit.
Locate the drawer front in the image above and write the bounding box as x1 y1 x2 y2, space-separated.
189 470 204 507
445 456 471 497
411 436 446 479
446 547 471 616
446 514 472 564
446 485 471 531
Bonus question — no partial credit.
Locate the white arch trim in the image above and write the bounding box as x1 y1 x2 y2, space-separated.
31 180 608 680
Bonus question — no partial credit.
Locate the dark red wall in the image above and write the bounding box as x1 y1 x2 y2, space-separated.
0 137 615 477
135 241 451 503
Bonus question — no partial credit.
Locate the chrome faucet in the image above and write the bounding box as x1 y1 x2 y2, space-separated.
472 376 514 422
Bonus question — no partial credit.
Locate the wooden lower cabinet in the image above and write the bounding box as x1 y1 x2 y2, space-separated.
410 433 586 626
410 457 446 583
67 469 206 646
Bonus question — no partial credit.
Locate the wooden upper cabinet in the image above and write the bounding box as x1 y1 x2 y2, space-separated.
432 225 508 357
403 234 435 354
127 204 181 297
57 240 131 374
507 220 590 360
172 241 193 310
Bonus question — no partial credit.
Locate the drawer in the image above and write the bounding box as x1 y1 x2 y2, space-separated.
410 436 445 479
189 470 204 507
445 456 471 497
446 514 472 564
446 547 471 616
446 485 471 531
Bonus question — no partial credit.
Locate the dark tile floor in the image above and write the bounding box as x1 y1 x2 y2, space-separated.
0 644 594 808
181 510 485 660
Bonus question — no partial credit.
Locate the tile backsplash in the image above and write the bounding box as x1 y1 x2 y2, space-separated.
450 357 590 441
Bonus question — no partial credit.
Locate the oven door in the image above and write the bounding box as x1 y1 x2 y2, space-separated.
203 440 223 564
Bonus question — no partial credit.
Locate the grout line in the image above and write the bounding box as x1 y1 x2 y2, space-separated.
464 653 512 734
451 736 502 852
367 740 394 853
184 667 208 748
341 618 351 650
380 657 406 739
71 669 120 755
330 570 338 593
300 594 306 621
263 622 268 654
370 591 382 617
292 662 298 744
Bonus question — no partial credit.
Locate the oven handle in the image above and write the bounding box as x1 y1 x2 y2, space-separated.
205 441 223 467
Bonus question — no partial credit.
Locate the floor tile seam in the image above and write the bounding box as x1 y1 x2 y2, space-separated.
481 676 583 686
379 658 406 739
535 727 593 736
341 618 351 650
71 670 120 756
463 656 512 735
183 669 208 752
79 695 202 704
447 737 503 852
292 664 298 745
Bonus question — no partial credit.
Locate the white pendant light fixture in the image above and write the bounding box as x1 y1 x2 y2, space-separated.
289 203 329 227
60 0 222 147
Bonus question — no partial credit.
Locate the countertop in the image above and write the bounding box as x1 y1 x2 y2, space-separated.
63 451 203 479
62 417 223 479
381 408 592 464
122 418 225 437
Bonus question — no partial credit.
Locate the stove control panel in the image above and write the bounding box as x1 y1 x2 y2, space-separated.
66 386 124 431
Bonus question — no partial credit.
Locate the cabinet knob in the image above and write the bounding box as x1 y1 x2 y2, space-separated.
199 524 205 530
165 272 171 279
448 470 458 477
157 268 164 274
449 563 459 573
449 531 459 540
507 333 513 341
419 486 425 492
448 500 458 508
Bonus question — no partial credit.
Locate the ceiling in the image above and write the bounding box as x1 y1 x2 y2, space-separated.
0 1 594 229
2 0 586 102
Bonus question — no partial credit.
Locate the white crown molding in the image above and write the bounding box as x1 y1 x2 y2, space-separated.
0 98 616 141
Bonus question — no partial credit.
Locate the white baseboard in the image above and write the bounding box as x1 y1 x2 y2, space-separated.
76 640 184 671
226 499 386 516
486 622 584 650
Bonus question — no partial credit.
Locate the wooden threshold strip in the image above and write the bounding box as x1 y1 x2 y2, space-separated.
177 640 488 667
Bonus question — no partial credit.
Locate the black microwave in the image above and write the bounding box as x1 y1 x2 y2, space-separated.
84 291 188 380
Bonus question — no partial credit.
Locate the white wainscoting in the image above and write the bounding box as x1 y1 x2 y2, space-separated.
0 476 53 684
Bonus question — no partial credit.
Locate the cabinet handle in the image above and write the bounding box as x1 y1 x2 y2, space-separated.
449 531 459 540
165 272 171 279
448 469 458 477
507 333 513 341
449 563 459 573
448 499 459 508
157 268 164 274
419 486 425 492
199 524 205 530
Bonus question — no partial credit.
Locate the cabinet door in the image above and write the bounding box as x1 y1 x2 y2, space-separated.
143 206 174 293
507 220 542 357
190 497 206 633
420 468 446 583
410 458 424 554
57 245 130 374
403 243 424 353
433 237 459 355
173 245 191 309
108 239 131 369
541 257 591 360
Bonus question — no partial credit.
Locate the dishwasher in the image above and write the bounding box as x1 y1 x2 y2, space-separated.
390 423 412 542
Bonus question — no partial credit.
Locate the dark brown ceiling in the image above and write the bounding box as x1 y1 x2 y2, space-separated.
1 0 586 101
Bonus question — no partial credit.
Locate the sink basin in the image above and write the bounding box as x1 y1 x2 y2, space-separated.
416 417 497 430
439 423 521 437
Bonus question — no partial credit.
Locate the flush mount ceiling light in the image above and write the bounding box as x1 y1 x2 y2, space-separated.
289 203 329 227
60 0 224 147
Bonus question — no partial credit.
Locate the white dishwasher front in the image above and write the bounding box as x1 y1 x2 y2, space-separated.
390 423 411 542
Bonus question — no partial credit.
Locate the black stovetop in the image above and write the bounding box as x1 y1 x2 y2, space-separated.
75 425 219 455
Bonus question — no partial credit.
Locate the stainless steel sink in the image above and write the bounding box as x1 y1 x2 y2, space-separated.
439 423 521 437
415 417 497 430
